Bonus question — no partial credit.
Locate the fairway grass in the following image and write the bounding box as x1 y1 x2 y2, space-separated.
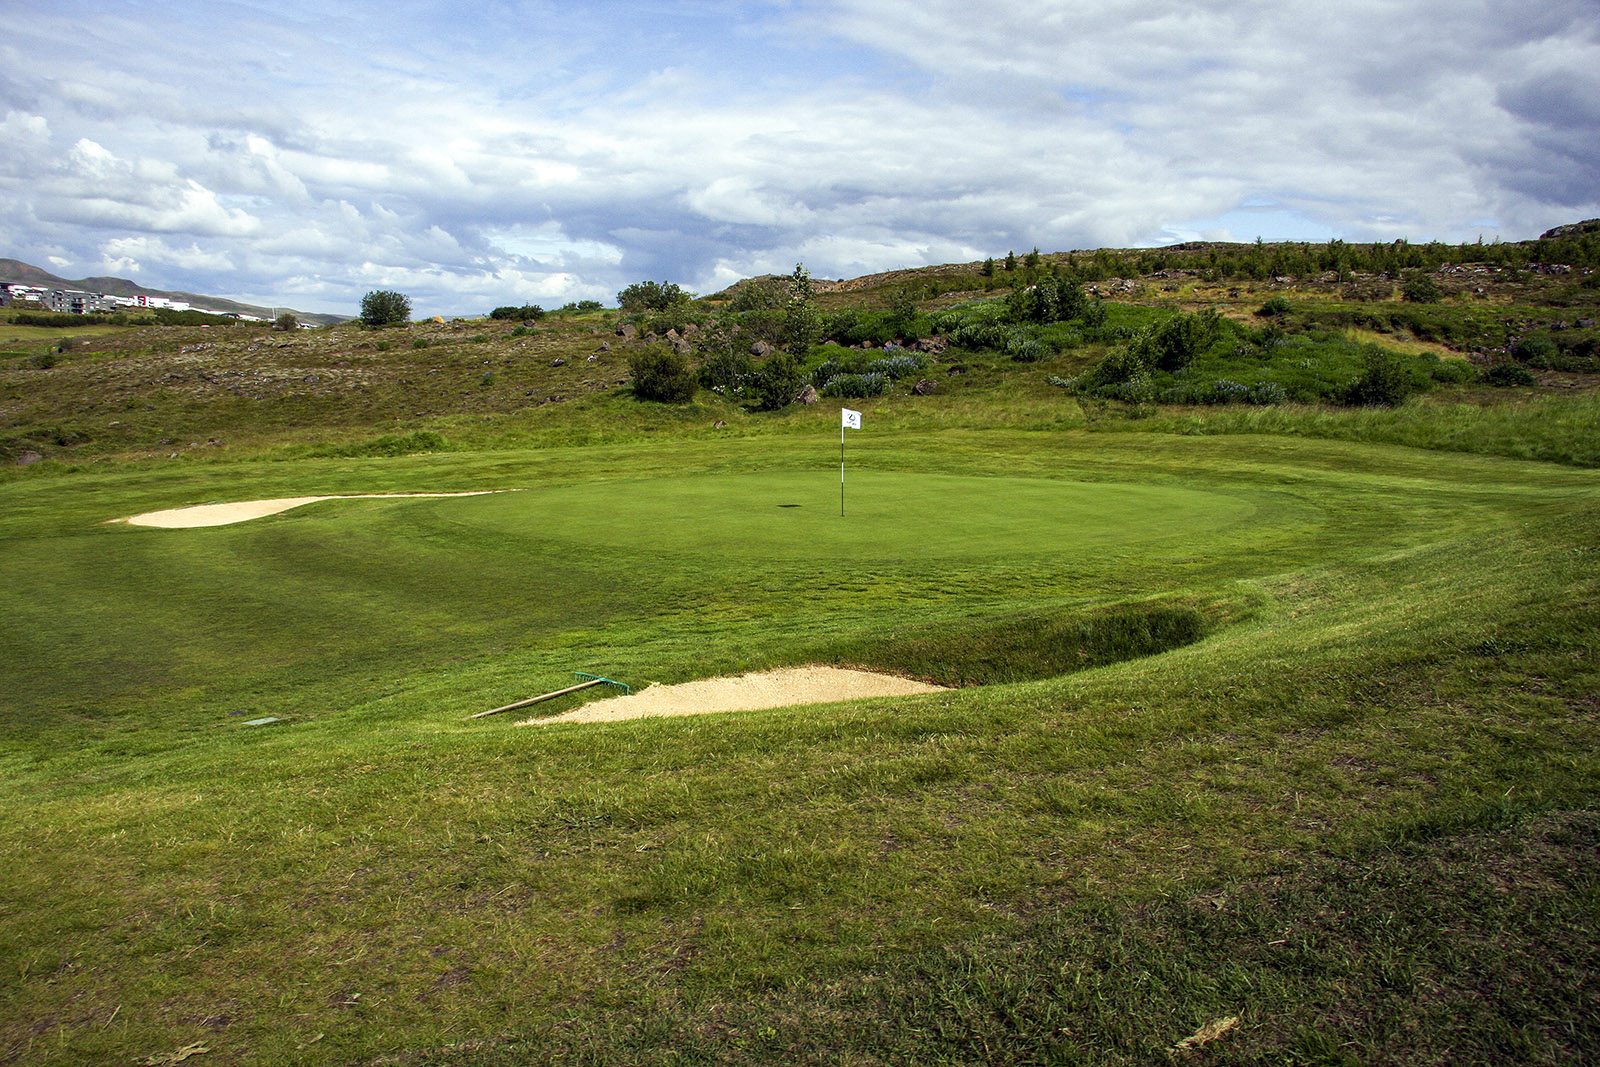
2 425 1597 1064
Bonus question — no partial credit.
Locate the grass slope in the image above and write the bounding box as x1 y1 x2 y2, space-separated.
2 421 1598 1065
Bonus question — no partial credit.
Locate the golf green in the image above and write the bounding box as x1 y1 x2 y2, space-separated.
438 470 1276 560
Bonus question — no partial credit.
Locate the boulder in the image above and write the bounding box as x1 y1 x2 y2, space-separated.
750 340 774 359
794 384 819 405
615 323 637 340
15 451 43 466
912 378 937 396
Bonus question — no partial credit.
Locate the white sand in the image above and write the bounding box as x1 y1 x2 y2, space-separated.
120 492 501 528
520 666 948 725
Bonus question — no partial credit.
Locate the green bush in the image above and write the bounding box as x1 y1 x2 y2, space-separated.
1343 348 1417 407
750 352 805 410
1484 362 1536 386
628 346 698 403
1129 309 1225 372
1402 273 1442 303
1257 295 1292 316
1512 335 1559 368
618 281 692 312
359 289 411 327
489 304 545 321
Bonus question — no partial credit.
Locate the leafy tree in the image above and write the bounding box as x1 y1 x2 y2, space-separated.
780 263 823 354
273 313 299 331
359 289 411 328
727 276 787 312
628 346 698 403
618 280 692 312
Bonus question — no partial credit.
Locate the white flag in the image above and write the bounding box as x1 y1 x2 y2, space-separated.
841 408 862 430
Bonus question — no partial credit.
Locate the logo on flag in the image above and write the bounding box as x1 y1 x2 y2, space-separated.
841 408 862 430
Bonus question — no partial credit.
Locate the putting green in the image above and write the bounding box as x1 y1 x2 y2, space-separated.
447 470 1281 561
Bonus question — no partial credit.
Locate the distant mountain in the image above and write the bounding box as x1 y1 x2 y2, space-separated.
0 259 349 326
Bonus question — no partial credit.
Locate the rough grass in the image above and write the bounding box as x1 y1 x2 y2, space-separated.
2 423 1597 1064
2 261 1598 1064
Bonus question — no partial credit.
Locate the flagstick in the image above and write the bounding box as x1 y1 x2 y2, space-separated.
840 419 846 516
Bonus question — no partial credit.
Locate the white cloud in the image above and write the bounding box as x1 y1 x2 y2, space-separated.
0 0 1594 315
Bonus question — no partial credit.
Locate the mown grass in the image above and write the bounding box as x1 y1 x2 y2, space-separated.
2 417 1597 1064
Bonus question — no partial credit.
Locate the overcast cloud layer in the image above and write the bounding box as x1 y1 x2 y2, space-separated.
2 0 1597 316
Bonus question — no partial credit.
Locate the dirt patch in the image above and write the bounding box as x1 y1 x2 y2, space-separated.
119 491 502 528
521 666 948 725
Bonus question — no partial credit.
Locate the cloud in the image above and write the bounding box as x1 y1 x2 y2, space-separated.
0 0 1595 316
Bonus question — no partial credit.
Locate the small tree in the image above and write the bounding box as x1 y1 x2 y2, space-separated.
1343 348 1416 407
618 281 692 312
360 289 411 327
628 346 698 403
780 263 823 354
1402 272 1441 303
273 312 299 331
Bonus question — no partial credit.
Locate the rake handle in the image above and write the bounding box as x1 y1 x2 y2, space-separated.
467 677 609 719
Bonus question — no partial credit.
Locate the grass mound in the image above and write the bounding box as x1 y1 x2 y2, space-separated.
826 601 1214 687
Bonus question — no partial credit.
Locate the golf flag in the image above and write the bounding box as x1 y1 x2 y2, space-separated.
842 408 862 429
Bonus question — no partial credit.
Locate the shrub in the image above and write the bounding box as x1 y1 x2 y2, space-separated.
867 350 928 380
1484 362 1536 386
628 346 698 403
1245 380 1288 405
359 289 411 327
699 350 754 396
750 352 805 410
490 304 545 321
1007 336 1050 363
727 277 787 313
1129 309 1225 372
1257 295 1292 316
1343 348 1416 407
1512 334 1559 368
618 281 692 312
820 372 889 398
273 313 299 331
1402 273 1442 303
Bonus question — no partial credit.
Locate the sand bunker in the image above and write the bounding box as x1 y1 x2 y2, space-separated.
121 492 500 528
522 666 948 725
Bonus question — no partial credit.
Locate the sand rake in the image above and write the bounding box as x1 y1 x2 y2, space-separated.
467 671 631 720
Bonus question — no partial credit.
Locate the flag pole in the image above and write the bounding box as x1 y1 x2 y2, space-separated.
840 416 846 516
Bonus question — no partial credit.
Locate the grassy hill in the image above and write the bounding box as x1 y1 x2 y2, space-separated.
1 240 1598 1065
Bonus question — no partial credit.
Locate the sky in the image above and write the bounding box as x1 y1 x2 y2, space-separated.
2 0 1597 317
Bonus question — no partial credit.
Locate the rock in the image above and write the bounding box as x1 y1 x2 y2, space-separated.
615 323 637 340
912 378 937 395
913 336 947 354
713 420 727 429
16 451 43 466
672 337 693 355
794 384 819 405
750 340 774 358
551 358 567 367
595 342 611 352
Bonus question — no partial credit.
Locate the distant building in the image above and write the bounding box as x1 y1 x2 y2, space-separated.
45 289 112 314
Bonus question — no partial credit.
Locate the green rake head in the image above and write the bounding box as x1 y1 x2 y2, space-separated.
572 671 631 695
